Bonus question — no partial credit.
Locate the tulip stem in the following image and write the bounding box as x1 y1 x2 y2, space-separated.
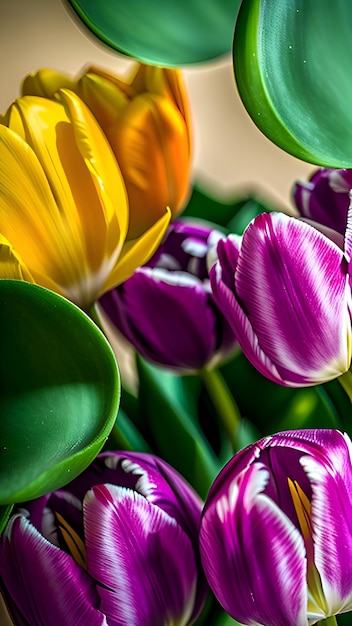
200 367 242 452
316 618 338 625
88 303 103 329
338 369 352 402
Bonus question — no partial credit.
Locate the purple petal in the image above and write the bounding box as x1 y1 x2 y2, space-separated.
100 269 217 370
74 451 204 541
344 201 352 268
218 213 351 385
210 260 283 383
260 429 352 483
204 430 350 540
0 514 106 626
301 448 352 617
200 463 307 626
150 219 221 280
83 484 197 626
293 168 352 235
215 235 241 289
87 451 206 622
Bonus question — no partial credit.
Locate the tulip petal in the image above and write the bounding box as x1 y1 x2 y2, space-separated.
78 71 130 124
83 483 197 626
58 89 129 253
101 452 203 541
2 92 130 308
293 168 351 236
135 65 192 149
0 124 82 296
0 514 107 626
301 451 352 617
212 234 241 288
105 94 190 238
210 253 282 384
200 463 307 626
0 235 34 283
213 213 352 385
104 207 171 291
22 68 76 98
101 269 217 369
344 201 352 265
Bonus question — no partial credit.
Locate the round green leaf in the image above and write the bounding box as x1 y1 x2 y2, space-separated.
0 280 120 504
67 0 241 66
233 0 352 167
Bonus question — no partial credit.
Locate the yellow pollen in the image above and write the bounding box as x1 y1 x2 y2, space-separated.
287 479 328 616
287 478 312 541
55 512 87 569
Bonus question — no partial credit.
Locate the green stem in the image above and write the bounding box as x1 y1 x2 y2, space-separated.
88 302 103 330
338 369 352 402
316 617 338 626
0 504 13 536
200 367 242 452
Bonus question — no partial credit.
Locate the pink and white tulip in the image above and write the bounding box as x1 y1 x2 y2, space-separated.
209 212 352 386
1 451 206 626
200 429 352 625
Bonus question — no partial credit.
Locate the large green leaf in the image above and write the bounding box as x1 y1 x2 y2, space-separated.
233 0 352 167
0 280 120 504
67 0 241 66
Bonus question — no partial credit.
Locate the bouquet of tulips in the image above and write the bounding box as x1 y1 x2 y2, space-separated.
1 1 352 625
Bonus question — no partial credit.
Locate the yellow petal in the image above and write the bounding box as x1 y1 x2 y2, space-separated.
21 68 76 98
162 69 192 152
103 207 171 292
5 93 129 302
83 65 137 100
78 71 130 125
0 124 78 290
0 119 123 310
0 234 35 283
138 66 192 156
106 94 191 238
58 89 129 258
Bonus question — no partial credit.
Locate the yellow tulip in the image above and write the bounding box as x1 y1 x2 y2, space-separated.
0 90 170 311
22 63 192 239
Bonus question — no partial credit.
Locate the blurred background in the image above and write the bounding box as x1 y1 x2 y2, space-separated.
0 0 313 213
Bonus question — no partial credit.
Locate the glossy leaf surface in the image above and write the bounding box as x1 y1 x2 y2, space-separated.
0 280 120 504
67 0 241 66
234 0 352 167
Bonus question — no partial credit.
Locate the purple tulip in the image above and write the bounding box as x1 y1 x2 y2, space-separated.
209 211 352 386
0 451 207 626
293 168 352 236
200 429 352 625
99 219 237 372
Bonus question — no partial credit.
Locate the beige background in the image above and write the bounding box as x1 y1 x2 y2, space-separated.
0 0 314 214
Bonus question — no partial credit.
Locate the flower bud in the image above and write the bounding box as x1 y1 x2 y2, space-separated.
1 451 207 626
200 429 352 625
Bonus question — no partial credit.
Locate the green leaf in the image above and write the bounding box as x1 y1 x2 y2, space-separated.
220 352 342 436
67 0 241 66
319 379 352 436
183 185 273 232
183 185 243 229
233 0 352 167
105 408 152 453
0 280 120 504
225 197 274 235
137 356 220 498
0 505 13 535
